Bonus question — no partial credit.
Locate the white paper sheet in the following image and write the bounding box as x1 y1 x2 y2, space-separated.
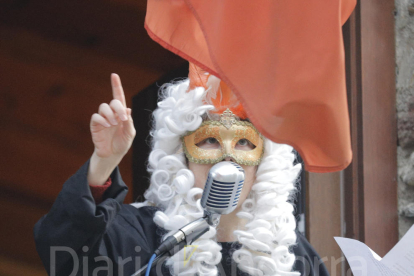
334 224 414 276
334 237 398 276
382 225 414 276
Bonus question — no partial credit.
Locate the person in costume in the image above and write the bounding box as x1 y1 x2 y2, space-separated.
34 65 329 276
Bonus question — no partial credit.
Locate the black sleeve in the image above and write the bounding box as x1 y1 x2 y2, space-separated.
33 159 154 276
292 231 330 276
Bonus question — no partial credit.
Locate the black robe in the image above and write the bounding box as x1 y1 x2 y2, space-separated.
33 159 330 276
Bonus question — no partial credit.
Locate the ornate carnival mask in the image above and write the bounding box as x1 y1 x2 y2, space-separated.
183 109 264 166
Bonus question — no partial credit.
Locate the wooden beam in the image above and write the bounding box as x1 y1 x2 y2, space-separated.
0 190 50 266
0 26 161 202
360 0 398 256
0 256 46 276
343 0 398 256
0 0 185 72
110 0 148 11
343 2 365 244
307 172 342 276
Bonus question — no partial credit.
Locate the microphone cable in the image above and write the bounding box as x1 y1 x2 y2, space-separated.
145 254 156 276
131 252 168 276
131 161 245 276
131 217 210 276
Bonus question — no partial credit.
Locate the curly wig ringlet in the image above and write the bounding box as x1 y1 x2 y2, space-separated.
131 79 302 276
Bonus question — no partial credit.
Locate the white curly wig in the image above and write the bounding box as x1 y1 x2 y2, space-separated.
131 79 302 276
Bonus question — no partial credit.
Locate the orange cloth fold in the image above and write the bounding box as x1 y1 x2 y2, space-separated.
188 63 248 119
145 0 356 172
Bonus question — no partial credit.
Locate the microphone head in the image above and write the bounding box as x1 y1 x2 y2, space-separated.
201 161 245 215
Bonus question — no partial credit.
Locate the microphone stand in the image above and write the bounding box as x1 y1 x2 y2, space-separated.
131 214 215 276
131 161 243 276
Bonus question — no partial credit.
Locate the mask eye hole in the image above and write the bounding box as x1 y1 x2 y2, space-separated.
235 139 256 151
196 137 221 149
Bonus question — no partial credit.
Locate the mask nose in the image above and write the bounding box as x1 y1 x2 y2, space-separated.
222 140 235 162
224 156 235 162
222 140 233 155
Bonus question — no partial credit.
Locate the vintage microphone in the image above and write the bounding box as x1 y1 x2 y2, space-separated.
131 161 245 276
201 161 245 225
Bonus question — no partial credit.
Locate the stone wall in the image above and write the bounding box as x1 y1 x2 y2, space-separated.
395 0 414 238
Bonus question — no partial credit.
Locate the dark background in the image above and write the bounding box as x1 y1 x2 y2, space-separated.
0 0 185 273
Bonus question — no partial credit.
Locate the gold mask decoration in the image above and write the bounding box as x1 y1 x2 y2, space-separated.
182 109 264 166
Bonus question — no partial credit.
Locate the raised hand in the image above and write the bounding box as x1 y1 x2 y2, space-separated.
87 74 136 186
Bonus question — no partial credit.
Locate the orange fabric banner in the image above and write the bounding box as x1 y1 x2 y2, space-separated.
145 0 356 172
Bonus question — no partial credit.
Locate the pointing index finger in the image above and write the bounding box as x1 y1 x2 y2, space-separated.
111 73 126 107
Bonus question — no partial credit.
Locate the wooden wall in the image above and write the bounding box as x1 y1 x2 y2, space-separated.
307 172 343 276
343 0 398 256
0 0 184 273
307 1 398 276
